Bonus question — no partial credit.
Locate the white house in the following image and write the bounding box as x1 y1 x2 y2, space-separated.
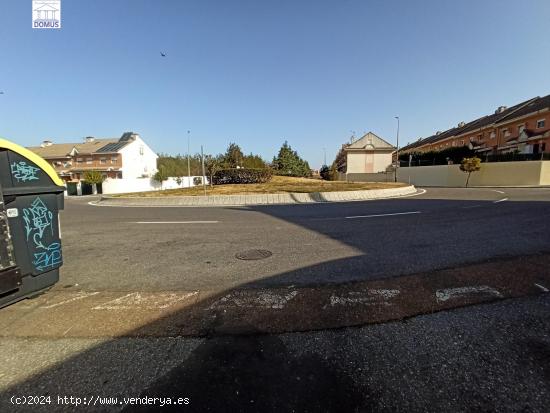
343 132 396 174
28 132 159 195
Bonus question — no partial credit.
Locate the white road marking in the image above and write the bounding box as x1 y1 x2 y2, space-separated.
493 198 508 203
41 292 100 309
93 292 198 310
345 211 421 219
208 290 298 310
534 283 549 292
134 221 219 224
492 190 506 194
435 286 501 302
325 289 400 308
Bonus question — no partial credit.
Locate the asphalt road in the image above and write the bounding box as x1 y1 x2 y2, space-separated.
1 187 549 412
58 187 550 292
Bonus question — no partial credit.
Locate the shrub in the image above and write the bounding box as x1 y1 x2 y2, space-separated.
193 176 203 186
320 165 331 180
212 168 273 185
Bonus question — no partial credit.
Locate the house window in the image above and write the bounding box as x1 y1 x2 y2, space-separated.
100 158 107 164
139 146 144 155
518 124 525 134
460 139 465 146
501 128 510 137
117 172 123 179
86 158 93 164
490 131 496 139
76 158 83 164
111 157 117 164
537 119 546 129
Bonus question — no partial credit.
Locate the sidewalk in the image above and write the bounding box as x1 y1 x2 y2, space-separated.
96 185 417 207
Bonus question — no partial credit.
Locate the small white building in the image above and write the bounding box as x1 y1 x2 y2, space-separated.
344 132 396 174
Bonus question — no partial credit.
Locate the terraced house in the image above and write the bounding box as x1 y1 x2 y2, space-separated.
400 94 550 157
27 132 157 195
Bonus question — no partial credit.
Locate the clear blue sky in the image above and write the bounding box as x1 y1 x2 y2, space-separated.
1 0 549 167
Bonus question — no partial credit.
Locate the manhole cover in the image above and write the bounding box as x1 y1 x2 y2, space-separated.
235 249 273 260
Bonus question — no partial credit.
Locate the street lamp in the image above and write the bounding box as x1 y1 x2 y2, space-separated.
394 116 400 182
187 130 191 187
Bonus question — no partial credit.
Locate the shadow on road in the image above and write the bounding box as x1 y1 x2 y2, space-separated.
1 198 550 411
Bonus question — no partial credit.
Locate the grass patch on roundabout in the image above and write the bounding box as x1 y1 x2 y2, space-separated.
115 176 407 197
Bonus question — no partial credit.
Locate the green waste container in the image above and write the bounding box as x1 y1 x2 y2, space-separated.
0 138 65 308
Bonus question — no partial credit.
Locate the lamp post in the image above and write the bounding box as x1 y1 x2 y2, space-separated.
187 130 191 187
394 116 400 182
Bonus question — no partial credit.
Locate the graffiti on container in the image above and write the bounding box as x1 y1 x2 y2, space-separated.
22 197 62 271
11 161 40 182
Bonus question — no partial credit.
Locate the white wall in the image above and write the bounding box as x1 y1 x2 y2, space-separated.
347 151 393 173
102 176 209 194
396 161 550 187
118 135 158 179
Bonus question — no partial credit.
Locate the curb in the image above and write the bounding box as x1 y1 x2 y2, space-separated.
3 253 549 338
95 185 417 207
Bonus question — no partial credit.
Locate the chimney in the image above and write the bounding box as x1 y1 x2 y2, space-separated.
458 121 465 127
85 136 95 143
41 140 53 147
495 106 507 114
436 131 442 135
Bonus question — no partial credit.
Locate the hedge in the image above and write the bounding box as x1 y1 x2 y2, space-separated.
212 168 273 185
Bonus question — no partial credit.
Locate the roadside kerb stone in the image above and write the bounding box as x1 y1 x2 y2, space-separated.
97 185 417 207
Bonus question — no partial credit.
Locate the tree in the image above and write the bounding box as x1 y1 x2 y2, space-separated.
332 147 347 173
153 166 169 189
272 141 312 177
223 143 244 168
460 157 481 187
204 154 224 186
82 170 105 195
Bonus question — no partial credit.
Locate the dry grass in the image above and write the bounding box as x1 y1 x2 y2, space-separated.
114 176 407 197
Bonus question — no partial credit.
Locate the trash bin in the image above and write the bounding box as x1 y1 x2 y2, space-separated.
0 138 65 308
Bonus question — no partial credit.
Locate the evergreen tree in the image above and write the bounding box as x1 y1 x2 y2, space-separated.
272 141 312 177
223 143 245 168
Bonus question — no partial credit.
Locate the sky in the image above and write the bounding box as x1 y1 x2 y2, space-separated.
1 0 550 168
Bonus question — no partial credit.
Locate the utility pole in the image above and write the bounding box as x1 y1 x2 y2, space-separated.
187 130 191 187
201 145 206 196
394 116 400 182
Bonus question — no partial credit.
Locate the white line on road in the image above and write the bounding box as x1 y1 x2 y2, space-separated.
492 190 506 194
435 286 501 302
493 198 508 203
345 211 421 219
208 290 298 310
41 292 100 309
134 221 219 224
534 283 549 292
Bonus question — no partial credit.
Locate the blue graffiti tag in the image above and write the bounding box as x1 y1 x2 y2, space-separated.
11 161 40 182
22 197 62 271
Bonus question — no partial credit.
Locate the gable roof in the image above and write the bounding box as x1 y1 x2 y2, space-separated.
345 132 395 151
28 138 118 158
401 94 550 152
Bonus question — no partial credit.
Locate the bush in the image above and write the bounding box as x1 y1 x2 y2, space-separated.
320 165 331 180
212 168 273 185
193 176 203 186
